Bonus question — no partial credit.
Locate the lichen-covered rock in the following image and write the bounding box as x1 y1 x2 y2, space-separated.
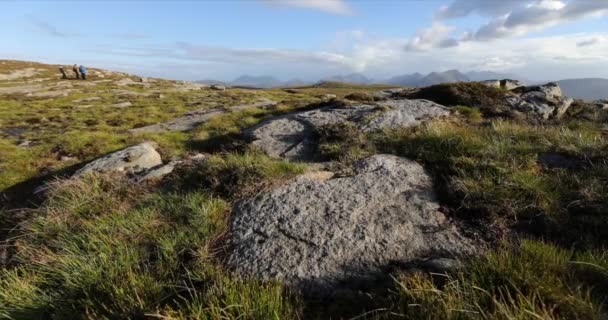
226 155 477 290
73 142 162 177
508 82 573 120
364 99 449 131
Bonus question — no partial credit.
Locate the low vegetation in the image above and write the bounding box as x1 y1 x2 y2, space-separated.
1 61 607 319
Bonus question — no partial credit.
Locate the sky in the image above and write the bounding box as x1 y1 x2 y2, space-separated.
1 0 608 81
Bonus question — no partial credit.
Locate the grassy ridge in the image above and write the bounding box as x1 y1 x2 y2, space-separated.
1 62 607 319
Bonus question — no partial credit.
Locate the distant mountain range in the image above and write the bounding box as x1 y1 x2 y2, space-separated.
196 71 607 100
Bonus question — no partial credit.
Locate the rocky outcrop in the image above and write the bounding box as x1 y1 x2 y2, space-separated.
73 142 162 177
226 155 477 291
244 99 449 161
481 79 524 91
508 82 574 120
363 99 450 132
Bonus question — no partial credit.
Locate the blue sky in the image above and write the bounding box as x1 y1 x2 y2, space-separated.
2 0 608 81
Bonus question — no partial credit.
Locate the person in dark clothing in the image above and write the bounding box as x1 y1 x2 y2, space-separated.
79 65 87 80
59 66 67 79
72 64 79 79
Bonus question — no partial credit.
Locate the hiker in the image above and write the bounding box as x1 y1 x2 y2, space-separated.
72 64 79 79
59 66 67 79
79 65 87 80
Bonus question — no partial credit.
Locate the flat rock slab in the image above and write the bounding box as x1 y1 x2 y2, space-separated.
111 101 133 108
129 108 225 133
0 84 43 95
364 99 450 131
0 68 41 81
73 142 162 177
245 99 449 161
73 96 101 103
227 155 476 291
129 99 278 134
27 89 74 98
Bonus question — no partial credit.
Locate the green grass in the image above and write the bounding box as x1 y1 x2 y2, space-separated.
1 168 302 319
2 60 608 319
388 240 607 320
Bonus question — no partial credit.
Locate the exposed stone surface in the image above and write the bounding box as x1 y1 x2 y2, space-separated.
129 99 277 133
227 98 277 111
27 89 74 98
245 99 450 161
364 100 450 132
210 84 226 91
227 155 476 290
129 108 225 133
115 78 149 87
0 68 41 81
111 89 151 97
137 160 181 182
508 82 574 120
111 101 133 108
73 96 101 103
73 142 162 177
0 85 43 95
481 79 524 91
373 88 405 99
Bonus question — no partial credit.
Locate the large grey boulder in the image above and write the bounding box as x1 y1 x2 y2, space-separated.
74 142 162 177
508 82 573 120
244 99 449 161
226 155 476 290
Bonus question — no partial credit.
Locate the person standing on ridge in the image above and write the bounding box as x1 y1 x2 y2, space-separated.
72 64 79 79
59 66 67 79
79 65 87 80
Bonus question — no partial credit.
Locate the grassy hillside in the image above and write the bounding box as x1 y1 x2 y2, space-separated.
0 61 607 319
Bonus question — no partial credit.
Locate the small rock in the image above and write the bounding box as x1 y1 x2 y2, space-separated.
321 94 337 100
137 160 181 182
480 79 525 91
73 97 101 103
73 142 162 177
210 84 226 91
188 153 207 162
17 140 33 148
60 156 78 162
112 101 133 108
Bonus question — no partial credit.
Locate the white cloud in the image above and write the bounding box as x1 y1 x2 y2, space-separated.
405 23 458 51
262 0 353 15
430 0 608 46
89 31 608 81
